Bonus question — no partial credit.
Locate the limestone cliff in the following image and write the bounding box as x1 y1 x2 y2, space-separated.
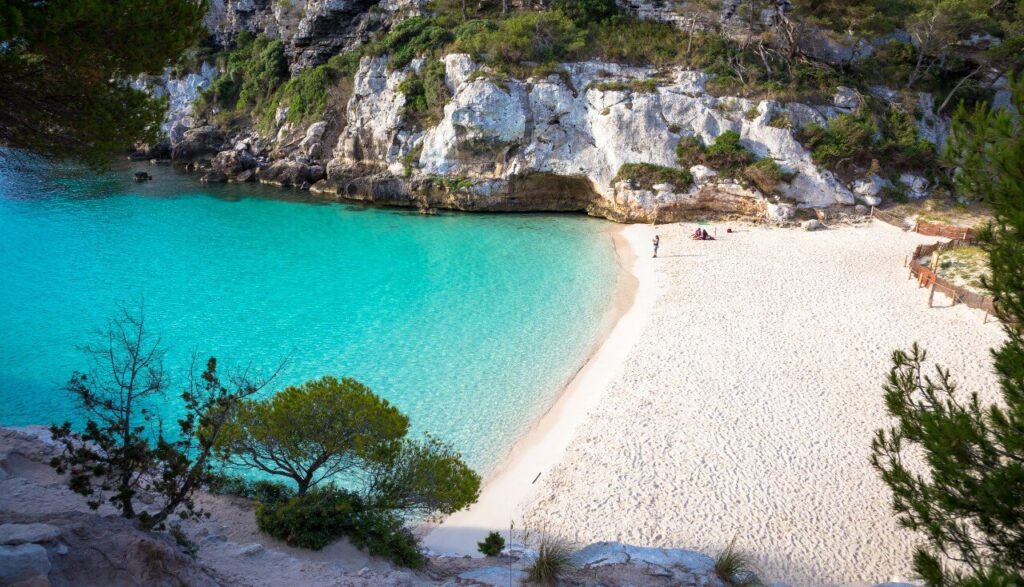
156 0 957 223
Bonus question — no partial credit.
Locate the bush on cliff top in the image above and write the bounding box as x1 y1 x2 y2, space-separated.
613 163 693 191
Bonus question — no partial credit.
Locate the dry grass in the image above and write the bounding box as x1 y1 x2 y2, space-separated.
920 245 991 294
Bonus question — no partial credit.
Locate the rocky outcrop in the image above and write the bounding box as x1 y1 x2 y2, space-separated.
171 125 227 162
206 0 425 70
312 55 858 222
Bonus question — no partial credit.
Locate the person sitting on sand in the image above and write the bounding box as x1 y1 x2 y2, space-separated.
691 228 715 241
691 228 703 240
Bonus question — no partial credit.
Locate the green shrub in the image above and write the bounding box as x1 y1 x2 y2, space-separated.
613 162 693 190
526 535 575 585
346 510 424 569
549 0 618 26
366 16 454 69
477 531 506 556
398 59 451 128
743 158 789 194
703 130 756 175
202 33 288 113
799 109 935 177
675 135 705 166
454 11 585 67
714 538 764 587
207 473 296 505
767 112 791 129
256 488 364 550
799 114 878 166
255 487 424 567
587 78 658 93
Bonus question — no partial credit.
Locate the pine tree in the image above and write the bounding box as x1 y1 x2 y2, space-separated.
0 0 207 167
871 78 1024 586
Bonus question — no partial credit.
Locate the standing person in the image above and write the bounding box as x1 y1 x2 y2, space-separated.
652 234 660 258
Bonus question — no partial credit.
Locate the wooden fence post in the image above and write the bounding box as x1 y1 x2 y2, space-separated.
928 281 937 307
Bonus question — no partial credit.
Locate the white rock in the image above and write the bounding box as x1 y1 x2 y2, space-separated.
443 54 477 93
0 523 61 545
235 543 263 556
0 543 51 584
690 165 717 183
899 173 930 199
833 86 860 109
766 202 796 222
802 219 826 231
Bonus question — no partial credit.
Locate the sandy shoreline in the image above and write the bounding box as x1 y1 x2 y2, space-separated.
430 219 1005 586
519 220 1005 586
422 223 656 554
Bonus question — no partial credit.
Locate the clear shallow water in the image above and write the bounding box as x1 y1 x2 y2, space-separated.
0 163 619 473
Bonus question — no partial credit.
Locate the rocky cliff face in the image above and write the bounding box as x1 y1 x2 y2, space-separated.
205 0 424 70
163 1 948 223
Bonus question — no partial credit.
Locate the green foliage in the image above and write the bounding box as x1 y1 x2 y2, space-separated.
873 77 1024 586
364 435 481 516
714 538 765 587
799 109 935 177
398 59 452 128
215 374 480 563
256 487 364 549
789 0 916 35
743 158 790 194
588 78 659 93
0 0 208 166
526 534 575 585
169 524 199 559
256 488 425 567
215 376 411 497
48 306 271 530
366 16 454 69
703 131 757 175
346 509 424 568
675 136 705 166
767 113 791 129
205 33 288 113
207 473 296 505
800 114 877 167
548 0 618 26
613 163 693 190
478 531 506 556
454 11 585 67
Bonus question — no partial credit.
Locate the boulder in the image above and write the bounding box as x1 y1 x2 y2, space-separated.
899 173 930 199
170 126 224 162
802 219 826 231
766 202 796 222
852 174 890 206
0 523 61 545
0 543 50 585
833 86 861 110
258 160 317 187
690 165 717 183
211 149 258 178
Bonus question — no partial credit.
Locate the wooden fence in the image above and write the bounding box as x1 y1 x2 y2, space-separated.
915 220 978 241
907 240 998 319
870 207 907 230
870 207 979 242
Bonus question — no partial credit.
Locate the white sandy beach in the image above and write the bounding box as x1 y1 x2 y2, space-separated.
426 220 1005 586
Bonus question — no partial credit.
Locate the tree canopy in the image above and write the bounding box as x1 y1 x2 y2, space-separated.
0 0 208 166
214 376 411 497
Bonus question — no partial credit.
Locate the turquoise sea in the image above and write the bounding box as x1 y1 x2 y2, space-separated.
0 163 619 473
